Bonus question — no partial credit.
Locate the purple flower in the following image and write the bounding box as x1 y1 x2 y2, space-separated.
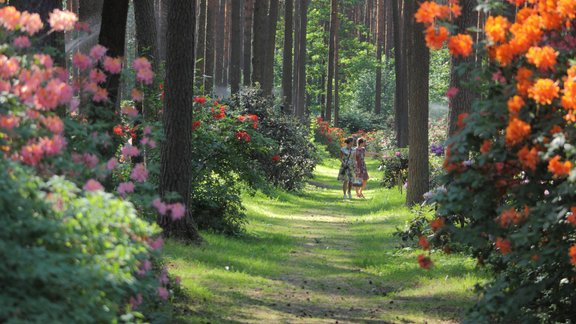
430 143 445 157
395 151 401 157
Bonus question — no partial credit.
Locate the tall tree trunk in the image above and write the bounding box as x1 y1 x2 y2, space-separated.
243 0 254 86
204 0 217 94
262 0 279 96
251 0 269 90
230 0 242 95
156 0 168 62
325 0 337 124
406 0 429 206
195 0 207 92
11 0 64 65
223 0 231 88
374 0 384 115
281 0 293 111
393 0 408 147
333 16 340 127
98 0 129 108
448 0 479 137
160 0 201 242
134 0 158 65
214 0 225 94
292 0 308 120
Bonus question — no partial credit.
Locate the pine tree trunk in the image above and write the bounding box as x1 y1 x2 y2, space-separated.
223 0 231 88
292 0 308 120
214 0 225 94
393 0 408 148
325 0 337 124
448 0 478 137
243 0 254 86
281 0 293 111
251 0 269 89
156 0 168 62
160 0 202 242
204 0 217 94
406 0 430 206
262 0 279 96
134 0 158 65
195 0 207 92
230 0 242 95
333 8 340 127
374 0 384 115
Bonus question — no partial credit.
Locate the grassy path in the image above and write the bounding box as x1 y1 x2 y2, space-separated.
165 157 484 323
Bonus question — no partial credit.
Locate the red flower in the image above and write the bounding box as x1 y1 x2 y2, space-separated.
417 254 433 270
418 236 430 250
495 237 512 255
430 217 445 232
113 124 123 136
237 115 246 122
192 120 201 131
194 96 206 104
272 155 280 162
235 131 250 142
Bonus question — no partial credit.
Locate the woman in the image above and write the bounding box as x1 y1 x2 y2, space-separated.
338 137 355 199
354 138 369 198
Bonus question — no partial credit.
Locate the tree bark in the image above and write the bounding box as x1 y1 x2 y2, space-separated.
448 0 479 137
374 0 384 115
325 0 337 124
204 0 217 94
281 0 293 111
134 0 158 66
262 0 279 96
214 0 225 93
251 0 268 90
11 1 64 65
393 0 408 147
333 15 340 128
406 0 429 206
160 0 202 242
292 0 308 120
242 0 254 86
223 0 231 87
230 0 242 95
195 0 207 91
156 0 168 62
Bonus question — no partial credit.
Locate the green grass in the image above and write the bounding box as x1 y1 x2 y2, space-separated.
164 155 486 323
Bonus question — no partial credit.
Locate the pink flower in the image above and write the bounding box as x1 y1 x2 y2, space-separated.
0 114 20 130
69 97 80 113
446 87 459 99
103 56 122 74
133 57 152 71
121 145 140 158
48 9 77 32
19 12 43 35
21 143 44 165
131 88 143 102
41 116 64 134
175 276 181 285
92 87 108 102
89 44 107 60
83 179 103 192
39 136 66 156
0 6 21 31
13 36 31 49
136 68 154 85
74 21 91 33
33 54 53 68
129 294 142 310
83 153 99 168
131 163 148 182
35 79 73 110
148 236 164 250
157 287 169 301
83 81 99 94
169 203 186 220
143 126 152 136
106 158 118 170
0 55 20 79
117 182 135 196
137 259 152 276
121 105 139 118
72 52 92 71
89 68 106 84
152 198 167 215
159 269 169 285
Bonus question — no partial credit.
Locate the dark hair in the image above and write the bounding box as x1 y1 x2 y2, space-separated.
357 138 365 146
344 137 354 144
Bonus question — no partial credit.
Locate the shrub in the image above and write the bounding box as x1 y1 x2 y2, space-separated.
0 160 168 323
416 0 576 321
313 117 345 158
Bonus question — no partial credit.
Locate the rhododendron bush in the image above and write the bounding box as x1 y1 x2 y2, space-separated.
416 0 576 321
0 7 179 320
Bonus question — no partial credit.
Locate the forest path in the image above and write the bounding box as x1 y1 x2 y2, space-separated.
165 157 482 323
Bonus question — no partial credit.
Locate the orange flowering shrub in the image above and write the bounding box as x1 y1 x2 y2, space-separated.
416 0 576 321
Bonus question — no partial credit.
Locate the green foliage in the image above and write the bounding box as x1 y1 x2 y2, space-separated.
429 49 450 104
0 160 167 323
379 149 409 190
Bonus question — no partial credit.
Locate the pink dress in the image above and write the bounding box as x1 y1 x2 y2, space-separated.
355 147 369 181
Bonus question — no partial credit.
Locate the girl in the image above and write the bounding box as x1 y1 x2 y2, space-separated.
354 138 369 198
338 137 355 199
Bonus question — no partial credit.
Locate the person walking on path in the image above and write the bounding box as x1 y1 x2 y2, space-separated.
338 137 355 199
354 138 369 198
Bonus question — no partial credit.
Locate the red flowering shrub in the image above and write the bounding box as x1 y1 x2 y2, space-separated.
417 0 576 321
313 117 345 157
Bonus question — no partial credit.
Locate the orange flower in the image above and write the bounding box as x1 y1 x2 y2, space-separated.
448 34 473 57
417 254 433 270
516 7 536 24
418 236 430 250
558 0 576 19
430 217 445 232
496 237 512 255
506 117 531 146
516 67 534 96
499 208 526 227
567 65 576 78
569 245 576 266
480 139 492 154
540 12 563 30
561 79 576 110
518 145 539 171
550 125 563 135
415 1 442 24
494 44 515 66
425 25 449 50
526 46 558 70
567 207 576 226
528 78 559 105
457 112 468 129
548 155 572 177
485 16 510 43
507 95 525 116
